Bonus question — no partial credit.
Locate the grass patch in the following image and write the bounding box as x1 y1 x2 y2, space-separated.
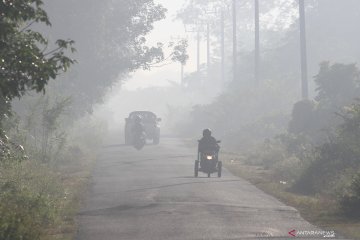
49 151 96 240
222 152 360 240
0 146 96 240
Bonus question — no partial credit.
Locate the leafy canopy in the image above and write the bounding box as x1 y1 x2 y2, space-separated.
0 0 75 102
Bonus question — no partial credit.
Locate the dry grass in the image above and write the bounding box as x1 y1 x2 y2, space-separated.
222 152 360 240
52 154 95 240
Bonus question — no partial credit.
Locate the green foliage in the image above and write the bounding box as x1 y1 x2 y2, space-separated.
290 101 360 196
315 62 360 108
0 94 11 125
39 0 188 117
242 135 313 183
9 96 72 163
292 142 357 195
339 172 360 218
0 160 63 240
288 100 317 135
288 63 360 144
133 39 189 70
170 39 189 65
0 129 27 162
0 0 75 101
0 99 106 239
337 101 360 155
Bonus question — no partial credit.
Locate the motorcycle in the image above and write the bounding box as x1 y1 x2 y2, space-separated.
194 141 222 178
133 131 146 150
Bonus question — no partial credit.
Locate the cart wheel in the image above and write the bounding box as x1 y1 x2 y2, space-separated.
218 161 222 178
194 160 199 177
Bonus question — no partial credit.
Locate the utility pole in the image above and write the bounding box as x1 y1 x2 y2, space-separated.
299 0 308 99
184 23 204 87
207 22 210 74
255 0 260 83
221 9 225 82
171 35 187 86
181 63 184 86
197 30 201 74
232 0 237 82
184 24 202 75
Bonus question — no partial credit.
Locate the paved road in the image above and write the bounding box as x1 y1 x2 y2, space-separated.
76 138 345 240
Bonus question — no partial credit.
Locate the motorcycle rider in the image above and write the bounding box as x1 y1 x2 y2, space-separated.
132 115 145 142
198 128 220 155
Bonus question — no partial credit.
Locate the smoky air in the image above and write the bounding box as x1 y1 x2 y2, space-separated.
0 0 359 239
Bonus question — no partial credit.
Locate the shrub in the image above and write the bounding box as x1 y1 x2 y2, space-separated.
339 172 360 218
0 160 63 240
292 141 359 195
273 155 304 183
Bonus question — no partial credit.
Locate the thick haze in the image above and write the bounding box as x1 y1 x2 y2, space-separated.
93 0 360 141
3 1 360 238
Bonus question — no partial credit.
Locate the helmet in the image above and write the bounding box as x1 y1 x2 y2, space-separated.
134 115 142 123
203 128 212 137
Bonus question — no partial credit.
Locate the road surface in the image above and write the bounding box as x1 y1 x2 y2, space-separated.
76 138 346 240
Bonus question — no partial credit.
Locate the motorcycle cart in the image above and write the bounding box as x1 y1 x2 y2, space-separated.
194 149 222 178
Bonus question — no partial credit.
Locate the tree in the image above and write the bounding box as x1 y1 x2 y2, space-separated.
0 0 75 103
33 0 187 116
288 99 316 135
315 62 360 108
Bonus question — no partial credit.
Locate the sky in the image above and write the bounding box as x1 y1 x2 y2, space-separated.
122 0 206 90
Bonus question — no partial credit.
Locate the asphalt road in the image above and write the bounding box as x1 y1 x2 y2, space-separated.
76 138 346 240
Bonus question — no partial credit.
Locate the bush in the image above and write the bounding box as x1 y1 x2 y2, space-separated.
339 173 360 218
0 160 63 240
273 155 304 183
292 141 359 195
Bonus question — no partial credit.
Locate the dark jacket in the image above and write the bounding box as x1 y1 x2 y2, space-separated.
132 122 145 137
198 136 219 154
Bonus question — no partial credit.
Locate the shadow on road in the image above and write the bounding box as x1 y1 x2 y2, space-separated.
78 203 158 217
102 143 128 148
127 179 242 192
173 176 219 179
102 143 161 149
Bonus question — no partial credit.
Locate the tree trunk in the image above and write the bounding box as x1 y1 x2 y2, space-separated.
299 0 309 99
233 0 237 82
221 10 225 82
255 0 260 83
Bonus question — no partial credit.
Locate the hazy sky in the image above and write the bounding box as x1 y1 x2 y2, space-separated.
122 0 205 90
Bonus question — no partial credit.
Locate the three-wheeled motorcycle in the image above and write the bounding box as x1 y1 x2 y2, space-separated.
194 141 222 178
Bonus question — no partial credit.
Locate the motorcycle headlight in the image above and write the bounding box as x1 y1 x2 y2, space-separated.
206 155 213 160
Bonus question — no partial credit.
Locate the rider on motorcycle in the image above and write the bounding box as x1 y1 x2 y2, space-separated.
132 115 145 141
198 129 220 155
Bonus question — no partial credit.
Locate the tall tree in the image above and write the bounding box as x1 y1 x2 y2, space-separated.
299 0 309 99
32 0 187 116
233 0 237 82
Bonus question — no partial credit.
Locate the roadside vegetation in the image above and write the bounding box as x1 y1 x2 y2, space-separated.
173 1 360 239
0 0 184 239
179 62 360 239
0 114 104 240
